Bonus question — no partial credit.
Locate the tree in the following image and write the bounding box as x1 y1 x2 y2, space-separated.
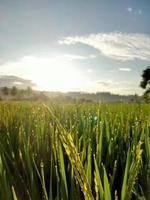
11 86 18 96
26 86 32 96
140 67 150 102
140 67 150 92
2 87 9 96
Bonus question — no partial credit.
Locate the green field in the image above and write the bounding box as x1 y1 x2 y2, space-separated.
0 101 150 200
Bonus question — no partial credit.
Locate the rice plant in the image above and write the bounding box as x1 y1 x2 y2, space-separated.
0 101 149 199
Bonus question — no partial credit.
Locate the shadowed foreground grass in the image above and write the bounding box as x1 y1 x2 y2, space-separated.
0 101 150 200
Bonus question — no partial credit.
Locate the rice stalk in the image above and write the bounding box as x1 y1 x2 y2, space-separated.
124 142 143 200
43 104 94 200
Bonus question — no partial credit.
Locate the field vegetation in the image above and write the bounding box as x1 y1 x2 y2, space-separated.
0 101 150 200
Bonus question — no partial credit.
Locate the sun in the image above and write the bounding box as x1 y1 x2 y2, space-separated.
13 55 87 92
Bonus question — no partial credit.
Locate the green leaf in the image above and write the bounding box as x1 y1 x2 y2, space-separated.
103 166 111 200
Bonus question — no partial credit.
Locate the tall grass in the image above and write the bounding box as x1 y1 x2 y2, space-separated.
0 101 149 199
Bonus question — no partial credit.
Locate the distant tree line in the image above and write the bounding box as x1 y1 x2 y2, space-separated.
0 86 33 99
0 86 50 101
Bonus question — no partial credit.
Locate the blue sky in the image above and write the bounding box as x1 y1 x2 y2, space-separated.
0 0 150 94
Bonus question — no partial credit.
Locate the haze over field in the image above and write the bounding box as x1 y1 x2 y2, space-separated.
0 0 150 94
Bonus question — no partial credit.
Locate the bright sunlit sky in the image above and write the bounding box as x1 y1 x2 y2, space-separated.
0 0 150 94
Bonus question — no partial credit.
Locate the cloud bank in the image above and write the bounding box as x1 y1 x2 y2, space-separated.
0 75 36 89
59 32 150 61
94 80 142 95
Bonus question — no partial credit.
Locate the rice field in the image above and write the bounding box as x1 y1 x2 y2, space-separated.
0 101 150 200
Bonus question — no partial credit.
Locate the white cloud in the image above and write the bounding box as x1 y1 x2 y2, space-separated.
63 54 87 60
58 54 97 61
119 68 131 71
96 80 112 86
127 7 142 16
59 32 150 61
62 54 89 60
88 80 143 95
89 54 97 59
127 7 133 12
87 68 93 73
138 9 142 15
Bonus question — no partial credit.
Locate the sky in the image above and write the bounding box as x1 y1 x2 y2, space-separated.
0 0 150 95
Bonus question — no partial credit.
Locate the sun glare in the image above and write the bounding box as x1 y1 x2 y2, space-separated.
4 56 88 92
